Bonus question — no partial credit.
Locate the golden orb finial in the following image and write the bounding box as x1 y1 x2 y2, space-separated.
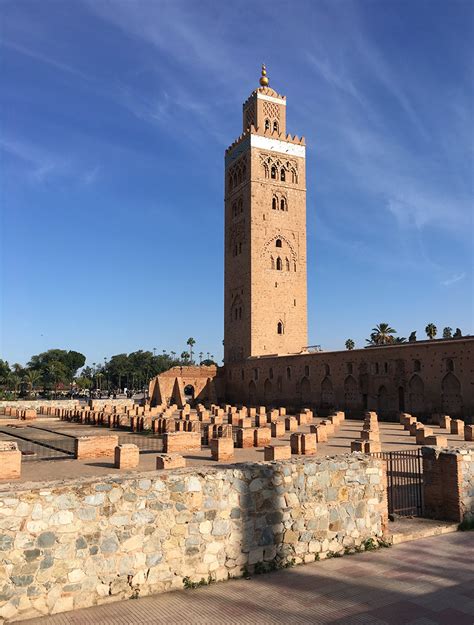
259 64 269 87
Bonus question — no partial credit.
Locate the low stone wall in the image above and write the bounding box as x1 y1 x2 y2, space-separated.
0 454 387 622
0 401 80 411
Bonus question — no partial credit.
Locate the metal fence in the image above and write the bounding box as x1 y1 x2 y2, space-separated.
372 449 424 517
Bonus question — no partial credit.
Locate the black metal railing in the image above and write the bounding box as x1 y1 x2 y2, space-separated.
372 449 424 517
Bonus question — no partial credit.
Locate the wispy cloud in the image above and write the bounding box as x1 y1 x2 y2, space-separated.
441 272 466 287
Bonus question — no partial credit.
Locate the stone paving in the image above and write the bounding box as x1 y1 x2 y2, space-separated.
23 531 474 625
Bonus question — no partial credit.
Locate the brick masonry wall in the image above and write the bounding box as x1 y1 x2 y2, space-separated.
422 446 474 522
0 454 387 622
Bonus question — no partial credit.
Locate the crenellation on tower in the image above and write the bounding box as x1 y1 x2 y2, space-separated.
224 66 308 364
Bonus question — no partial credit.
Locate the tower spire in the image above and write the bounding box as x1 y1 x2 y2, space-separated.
259 64 269 87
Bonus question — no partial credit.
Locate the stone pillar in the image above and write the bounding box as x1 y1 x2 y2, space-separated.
0 442 21 480
210 437 234 461
114 444 139 469
422 447 473 522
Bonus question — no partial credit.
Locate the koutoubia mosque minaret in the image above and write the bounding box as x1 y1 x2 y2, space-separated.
224 65 308 363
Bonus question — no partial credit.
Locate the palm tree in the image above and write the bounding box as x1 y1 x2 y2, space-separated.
186 338 196 364
442 327 452 339
394 337 407 343
199 351 203 364
368 323 397 346
425 323 437 340
181 351 190 364
345 339 355 350
24 369 41 394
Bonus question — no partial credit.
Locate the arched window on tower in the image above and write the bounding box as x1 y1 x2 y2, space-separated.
238 198 243 213
273 121 279 133
269 367 273 380
286 258 290 271
275 239 282 248
272 197 277 210
265 119 270 131
277 321 283 335
286 367 291 380
233 173 238 188
414 360 421 372
271 166 277 179
271 256 275 270
276 257 282 271
294 262 297 272
280 169 286 182
446 358 454 372
291 170 297 184
280 198 286 211
237 169 242 185
242 164 246 178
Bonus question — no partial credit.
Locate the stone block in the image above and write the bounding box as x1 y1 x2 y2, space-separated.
409 422 423 436
285 416 298 432
255 414 267 427
248 408 257 418
290 432 303 455
237 428 255 449
268 409 279 423
114 444 139 469
416 427 433 445
156 454 186 470
279 407 286 416
296 413 308 426
75 435 118 460
439 415 451 430
258 406 266 416
163 431 201 453
301 433 317 455
465 425 474 442
21 409 36 421
310 424 328 443
211 415 223 425
450 420 465 436
271 421 285 438
0 441 21 480
254 427 271 447
424 435 448 447
403 416 417 431
210 437 234 461
238 417 252 429
361 429 379 442
320 420 334 435
264 445 291 461
351 439 366 453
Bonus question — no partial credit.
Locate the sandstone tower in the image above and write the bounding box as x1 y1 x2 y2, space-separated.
224 66 308 363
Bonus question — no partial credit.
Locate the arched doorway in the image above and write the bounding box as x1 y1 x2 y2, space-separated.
264 378 273 403
344 375 359 409
409 375 424 415
321 376 334 408
398 386 405 412
184 384 195 401
300 376 311 405
377 385 389 412
248 380 257 406
442 372 462 415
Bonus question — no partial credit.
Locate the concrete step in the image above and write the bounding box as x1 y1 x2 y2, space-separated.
389 517 459 544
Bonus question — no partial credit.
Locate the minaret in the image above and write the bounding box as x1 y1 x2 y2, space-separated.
224 66 308 363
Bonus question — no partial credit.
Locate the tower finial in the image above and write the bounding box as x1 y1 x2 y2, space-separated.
259 64 269 87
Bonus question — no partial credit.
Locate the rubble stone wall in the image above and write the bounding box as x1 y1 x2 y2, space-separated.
0 454 387 622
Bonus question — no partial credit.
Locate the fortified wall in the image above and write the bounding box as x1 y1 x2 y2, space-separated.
0 454 387 622
224 337 474 419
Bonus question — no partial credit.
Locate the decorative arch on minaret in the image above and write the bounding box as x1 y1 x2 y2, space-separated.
262 234 297 262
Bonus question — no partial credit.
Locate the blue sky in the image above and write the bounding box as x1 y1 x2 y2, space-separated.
1 0 473 367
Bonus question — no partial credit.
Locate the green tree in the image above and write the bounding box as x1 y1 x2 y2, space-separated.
425 323 437 340
453 327 462 338
186 338 196 365
23 369 41 394
366 323 397 346
0 360 10 387
345 339 355 350
442 327 453 339
181 351 190 364
75 376 92 390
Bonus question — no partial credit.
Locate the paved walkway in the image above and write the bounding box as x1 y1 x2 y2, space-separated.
24 532 474 625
